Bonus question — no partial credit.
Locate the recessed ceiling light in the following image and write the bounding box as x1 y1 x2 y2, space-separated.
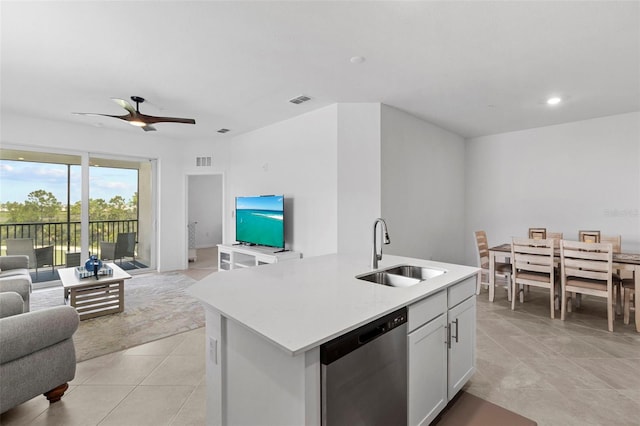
18 157 24 160
546 96 562 105
350 56 365 64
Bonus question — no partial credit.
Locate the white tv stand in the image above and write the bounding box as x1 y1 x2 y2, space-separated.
217 243 302 271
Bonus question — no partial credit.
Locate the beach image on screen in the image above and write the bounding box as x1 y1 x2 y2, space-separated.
236 195 284 247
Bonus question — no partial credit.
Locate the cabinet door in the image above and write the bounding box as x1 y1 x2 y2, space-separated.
408 313 448 426
447 296 476 400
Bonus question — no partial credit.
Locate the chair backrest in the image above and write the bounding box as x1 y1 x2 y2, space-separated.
114 232 136 258
528 228 547 240
600 235 621 253
578 230 600 243
511 238 554 277
6 239 36 268
547 232 563 250
474 230 489 269
560 240 612 284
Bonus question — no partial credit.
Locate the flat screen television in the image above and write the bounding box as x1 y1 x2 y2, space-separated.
235 195 285 248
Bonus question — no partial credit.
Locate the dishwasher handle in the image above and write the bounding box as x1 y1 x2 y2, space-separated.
358 325 387 345
320 307 407 365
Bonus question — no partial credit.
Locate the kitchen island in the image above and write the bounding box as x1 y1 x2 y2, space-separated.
188 253 479 425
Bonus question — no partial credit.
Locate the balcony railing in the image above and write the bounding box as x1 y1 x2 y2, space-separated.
0 220 138 267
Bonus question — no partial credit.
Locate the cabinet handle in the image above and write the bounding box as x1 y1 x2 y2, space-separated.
452 319 459 343
445 323 451 349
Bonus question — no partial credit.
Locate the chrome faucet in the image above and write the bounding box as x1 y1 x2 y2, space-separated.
372 218 390 269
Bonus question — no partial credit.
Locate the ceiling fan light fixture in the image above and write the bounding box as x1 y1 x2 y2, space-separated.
129 120 147 127
546 96 562 106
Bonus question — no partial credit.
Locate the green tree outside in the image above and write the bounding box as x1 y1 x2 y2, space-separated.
0 191 137 224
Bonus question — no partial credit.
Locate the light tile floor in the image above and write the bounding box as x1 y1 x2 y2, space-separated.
2 285 638 425
466 286 640 426
0 328 206 426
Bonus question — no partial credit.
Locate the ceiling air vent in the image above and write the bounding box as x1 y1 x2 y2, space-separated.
217 128 230 134
289 95 311 104
196 157 212 167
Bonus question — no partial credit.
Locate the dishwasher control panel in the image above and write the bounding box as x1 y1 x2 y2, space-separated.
320 307 408 365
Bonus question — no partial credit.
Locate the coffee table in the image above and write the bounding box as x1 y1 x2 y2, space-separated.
58 263 132 320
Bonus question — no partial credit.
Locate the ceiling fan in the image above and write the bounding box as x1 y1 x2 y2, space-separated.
73 96 196 132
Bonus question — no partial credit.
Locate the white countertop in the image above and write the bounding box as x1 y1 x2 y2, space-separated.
187 253 478 356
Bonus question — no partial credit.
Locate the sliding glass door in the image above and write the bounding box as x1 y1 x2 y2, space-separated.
88 155 155 272
0 148 156 282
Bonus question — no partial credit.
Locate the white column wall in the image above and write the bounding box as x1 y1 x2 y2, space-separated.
464 111 640 265
226 105 339 258
380 105 466 264
336 103 382 264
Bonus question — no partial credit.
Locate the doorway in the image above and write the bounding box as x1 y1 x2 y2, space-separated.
186 174 223 280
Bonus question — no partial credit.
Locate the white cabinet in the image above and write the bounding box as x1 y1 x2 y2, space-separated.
408 276 476 426
447 278 476 400
217 244 301 271
408 312 448 426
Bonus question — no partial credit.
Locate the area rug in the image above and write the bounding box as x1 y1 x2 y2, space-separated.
30 271 205 362
433 391 537 426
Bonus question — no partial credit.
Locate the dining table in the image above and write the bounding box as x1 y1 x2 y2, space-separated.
489 243 640 332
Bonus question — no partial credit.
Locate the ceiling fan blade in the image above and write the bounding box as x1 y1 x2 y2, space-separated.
72 112 130 121
138 114 196 125
111 98 137 115
142 125 157 132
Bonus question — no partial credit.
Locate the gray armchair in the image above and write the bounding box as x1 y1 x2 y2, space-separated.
0 255 32 312
0 292 79 413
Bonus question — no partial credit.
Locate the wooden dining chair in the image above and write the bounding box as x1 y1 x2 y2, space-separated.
528 228 547 240
600 235 621 253
599 235 624 313
474 231 512 302
547 232 563 250
578 230 600 243
511 238 556 318
560 240 614 331
622 277 636 325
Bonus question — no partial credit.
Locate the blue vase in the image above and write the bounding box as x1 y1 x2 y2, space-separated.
85 255 103 280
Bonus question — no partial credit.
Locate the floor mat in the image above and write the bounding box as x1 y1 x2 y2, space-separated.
433 391 537 426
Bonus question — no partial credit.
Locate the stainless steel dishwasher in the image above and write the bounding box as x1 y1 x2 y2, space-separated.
320 307 408 426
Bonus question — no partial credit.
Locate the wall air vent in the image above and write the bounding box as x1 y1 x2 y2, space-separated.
289 95 311 104
196 157 212 167
217 128 230 133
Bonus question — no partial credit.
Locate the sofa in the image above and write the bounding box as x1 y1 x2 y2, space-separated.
0 292 79 413
0 255 32 312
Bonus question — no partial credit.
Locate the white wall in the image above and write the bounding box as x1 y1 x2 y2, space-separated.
226 105 339 257
465 111 640 265
381 105 466 264
336 103 382 263
188 174 223 248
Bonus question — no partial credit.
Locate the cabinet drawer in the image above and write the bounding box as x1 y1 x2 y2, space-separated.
408 290 446 333
448 276 476 309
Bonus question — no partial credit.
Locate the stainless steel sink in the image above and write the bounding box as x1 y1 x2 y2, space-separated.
382 265 446 280
356 271 422 288
356 264 446 288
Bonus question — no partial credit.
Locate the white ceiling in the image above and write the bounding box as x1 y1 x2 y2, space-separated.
2 1 639 141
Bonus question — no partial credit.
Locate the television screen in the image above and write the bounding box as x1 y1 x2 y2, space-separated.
235 195 284 248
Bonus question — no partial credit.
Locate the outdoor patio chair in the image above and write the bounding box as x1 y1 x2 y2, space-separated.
5 238 54 278
100 232 136 266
